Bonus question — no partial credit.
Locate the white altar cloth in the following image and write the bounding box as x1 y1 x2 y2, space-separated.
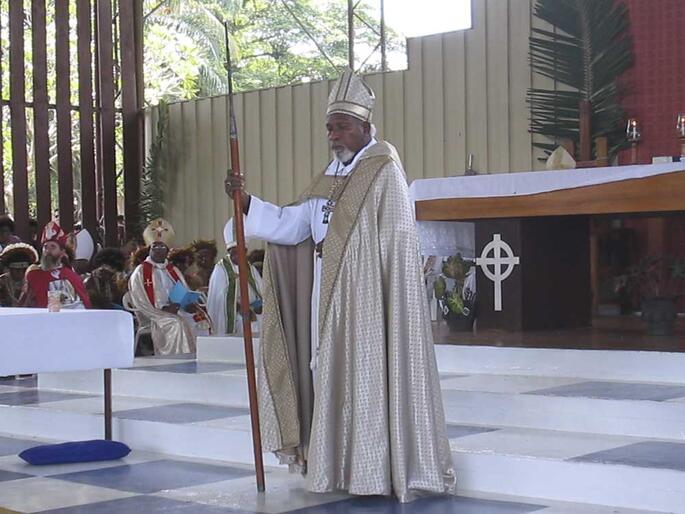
408 162 685 202
0 308 134 376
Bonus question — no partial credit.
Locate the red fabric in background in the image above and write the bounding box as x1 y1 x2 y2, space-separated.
25 267 92 309
619 0 685 165
618 1 685 310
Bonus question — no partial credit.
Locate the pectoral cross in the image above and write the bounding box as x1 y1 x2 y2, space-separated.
322 200 335 224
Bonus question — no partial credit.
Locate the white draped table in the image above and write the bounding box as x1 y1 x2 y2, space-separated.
409 161 685 203
0 308 134 438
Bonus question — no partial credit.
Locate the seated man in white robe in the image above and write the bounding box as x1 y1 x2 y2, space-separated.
207 218 263 335
128 219 209 355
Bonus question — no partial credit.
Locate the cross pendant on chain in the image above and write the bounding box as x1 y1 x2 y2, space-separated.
322 200 335 224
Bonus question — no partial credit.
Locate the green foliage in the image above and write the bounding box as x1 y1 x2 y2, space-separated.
1 0 402 215
527 0 634 158
434 254 474 316
139 100 170 231
441 254 472 282
433 276 446 300
143 0 403 102
145 25 207 104
445 289 465 315
617 256 685 300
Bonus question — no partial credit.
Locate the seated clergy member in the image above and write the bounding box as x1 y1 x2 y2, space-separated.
207 218 263 335
21 222 91 309
128 219 209 354
70 228 96 277
168 246 203 291
0 243 38 307
0 214 21 254
84 248 128 310
190 239 218 293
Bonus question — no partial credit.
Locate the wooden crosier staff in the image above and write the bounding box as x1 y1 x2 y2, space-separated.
223 20 265 493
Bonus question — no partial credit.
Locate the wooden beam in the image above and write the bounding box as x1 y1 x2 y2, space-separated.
104 369 112 440
579 100 591 162
55 0 74 232
134 0 146 235
77 0 98 236
32 0 52 228
415 170 685 221
96 0 118 246
120 0 141 239
8 0 29 238
93 0 103 222
595 136 608 167
134 0 145 107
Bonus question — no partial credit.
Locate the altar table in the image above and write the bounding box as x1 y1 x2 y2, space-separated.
410 163 685 331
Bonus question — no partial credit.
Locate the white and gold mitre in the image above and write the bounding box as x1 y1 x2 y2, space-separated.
143 218 175 247
327 68 375 122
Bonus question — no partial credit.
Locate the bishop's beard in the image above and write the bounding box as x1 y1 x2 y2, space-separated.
333 146 355 164
40 253 59 270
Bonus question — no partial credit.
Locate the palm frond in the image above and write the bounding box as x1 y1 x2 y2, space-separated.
139 100 170 232
528 0 634 159
197 65 227 97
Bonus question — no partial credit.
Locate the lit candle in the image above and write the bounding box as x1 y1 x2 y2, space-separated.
677 113 685 138
626 118 641 142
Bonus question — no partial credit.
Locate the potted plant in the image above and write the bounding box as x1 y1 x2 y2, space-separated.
433 254 476 332
617 256 685 336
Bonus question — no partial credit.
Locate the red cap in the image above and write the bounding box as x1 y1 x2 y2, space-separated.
40 221 68 248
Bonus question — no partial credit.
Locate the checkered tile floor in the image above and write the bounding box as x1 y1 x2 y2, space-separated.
1 363 683 513
0 435 660 513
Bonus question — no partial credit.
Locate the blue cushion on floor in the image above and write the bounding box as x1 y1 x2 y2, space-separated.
19 439 131 465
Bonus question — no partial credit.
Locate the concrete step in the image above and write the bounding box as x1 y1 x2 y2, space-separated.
38 358 251 407
0 430 669 514
37 357 685 440
433 344 685 384
1 393 683 512
440 374 685 440
0 393 277 467
197 336 685 385
12 342 685 511
197 335 260 363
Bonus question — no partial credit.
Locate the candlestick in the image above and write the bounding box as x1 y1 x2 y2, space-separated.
626 118 640 164
626 118 641 143
677 113 685 138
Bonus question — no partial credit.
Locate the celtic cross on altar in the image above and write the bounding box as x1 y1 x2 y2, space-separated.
476 234 520 312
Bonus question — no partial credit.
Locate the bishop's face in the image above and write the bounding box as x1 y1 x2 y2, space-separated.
228 246 239 266
195 248 215 269
0 225 12 245
326 113 371 164
41 241 63 269
149 242 169 263
9 265 28 282
173 255 193 273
